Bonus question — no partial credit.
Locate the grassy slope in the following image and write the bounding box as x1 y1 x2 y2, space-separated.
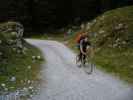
89 6 133 84
0 41 43 92
93 48 133 83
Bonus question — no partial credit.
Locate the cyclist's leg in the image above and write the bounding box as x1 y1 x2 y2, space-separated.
78 50 82 62
77 43 81 62
82 54 86 64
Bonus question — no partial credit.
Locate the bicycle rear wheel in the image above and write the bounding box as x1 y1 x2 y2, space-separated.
84 56 94 74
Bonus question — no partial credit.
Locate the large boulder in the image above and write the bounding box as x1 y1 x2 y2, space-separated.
0 21 25 59
0 21 24 48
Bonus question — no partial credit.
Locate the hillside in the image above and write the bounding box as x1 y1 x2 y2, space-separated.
88 6 133 83
89 6 133 48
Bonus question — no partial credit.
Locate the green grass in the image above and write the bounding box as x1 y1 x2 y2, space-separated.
0 41 43 92
88 6 133 84
93 48 133 84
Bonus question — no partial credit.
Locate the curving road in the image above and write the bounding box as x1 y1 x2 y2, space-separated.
27 39 133 100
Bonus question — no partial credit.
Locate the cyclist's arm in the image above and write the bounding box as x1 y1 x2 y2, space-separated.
80 40 86 55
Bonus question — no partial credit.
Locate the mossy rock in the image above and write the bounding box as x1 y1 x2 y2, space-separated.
0 21 24 42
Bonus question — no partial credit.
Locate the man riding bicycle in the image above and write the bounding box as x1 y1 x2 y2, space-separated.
76 32 91 65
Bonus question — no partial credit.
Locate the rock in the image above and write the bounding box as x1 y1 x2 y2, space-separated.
0 21 24 46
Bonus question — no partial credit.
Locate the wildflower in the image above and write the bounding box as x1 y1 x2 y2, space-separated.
1 83 6 87
37 56 41 60
32 56 36 60
29 86 33 90
99 30 105 34
27 80 31 84
28 66 31 69
10 76 16 82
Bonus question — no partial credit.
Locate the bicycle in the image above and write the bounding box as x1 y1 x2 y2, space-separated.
76 46 94 74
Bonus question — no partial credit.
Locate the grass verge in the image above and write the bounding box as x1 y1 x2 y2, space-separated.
0 41 43 92
92 48 133 84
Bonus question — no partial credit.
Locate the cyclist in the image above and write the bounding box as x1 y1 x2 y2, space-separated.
76 33 91 65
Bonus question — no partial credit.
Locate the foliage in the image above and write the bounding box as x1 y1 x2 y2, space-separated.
0 0 133 33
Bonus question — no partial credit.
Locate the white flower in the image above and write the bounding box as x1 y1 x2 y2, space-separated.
37 56 41 60
11 32 17 36
1 83 6 87
10 76 16 82
4 88 8 91
32 56 36 60
29 86 33 90
28 66 31 69
27 80 31 84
